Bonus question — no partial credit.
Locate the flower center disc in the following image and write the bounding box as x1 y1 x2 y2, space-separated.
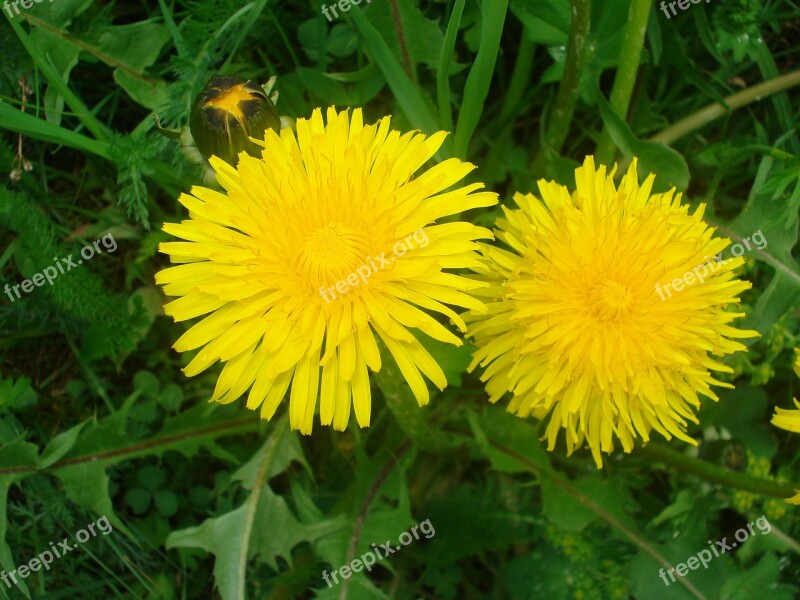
295 223 369 289
589 280 633 322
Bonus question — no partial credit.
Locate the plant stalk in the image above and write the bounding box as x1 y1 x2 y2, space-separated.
531 0 591 174
650 69 800 146
595 0 651 164
638 443 798 499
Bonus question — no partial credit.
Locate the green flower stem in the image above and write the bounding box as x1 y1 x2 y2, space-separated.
638 443 798 499
531 0 591 174
595 0 651 165
650 69 800 146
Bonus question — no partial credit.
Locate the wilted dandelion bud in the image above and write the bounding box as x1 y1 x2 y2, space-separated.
189 75 280 166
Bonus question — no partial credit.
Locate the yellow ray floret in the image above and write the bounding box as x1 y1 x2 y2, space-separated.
772 399 800 434
770 347 800 504
156 107 497 434
466 156 758 468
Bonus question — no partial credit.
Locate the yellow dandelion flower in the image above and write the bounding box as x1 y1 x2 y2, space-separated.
770 347 800 504
773 399 800 434
156 107 497 434
466 156 758 468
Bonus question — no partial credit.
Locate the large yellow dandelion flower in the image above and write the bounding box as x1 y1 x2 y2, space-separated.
156 107 497 434
466 156 758 468
770 348 800 504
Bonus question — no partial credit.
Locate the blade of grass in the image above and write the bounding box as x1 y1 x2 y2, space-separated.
0 103 111 159
157 0 186 57
7 14 111 142
497 35 536 125
437 0 467 133
753 42 799 154
452 0 509 159
0 103 183 196
221 0 272 71
649 69 800 146
349 7 440 137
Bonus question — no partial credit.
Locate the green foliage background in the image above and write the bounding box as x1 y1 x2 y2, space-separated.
0 0 799 598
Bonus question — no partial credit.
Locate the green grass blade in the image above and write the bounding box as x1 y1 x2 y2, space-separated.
452 0 509 159
349 7 439 137
8 13 111 142
437 0 467 133
0 102 111 159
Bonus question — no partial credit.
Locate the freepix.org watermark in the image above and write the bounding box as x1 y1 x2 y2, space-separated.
3 232 117 303
321 0 374 22
658 515 771 586
3 0 56 19
321 518 435 588
1 516 113 589
654 229 767 301
319 229 429 303
659 0 712 19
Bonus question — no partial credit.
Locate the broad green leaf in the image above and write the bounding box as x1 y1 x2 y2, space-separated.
420 338 473 387
540 475 634 533
374 343 456 453
168 430 343 599
628 535 728 600
597 89 690 191
513 0 629 99
20 0 94 27
312 575 389 600
468 406 550 474
53 462 135 540
0 441 38 598
115 70 171 111
39 421 87 469
0 437 39 472
720 553 797 599
296 67 353 106
0 376 37 413
229 428 311 487
24 13 171 111
31 28 81 126
511 0 568 46
312 458 413 580
350 7 439 137
364 0 446 69
702 386 776 459
503 552 572 600
423 484 528 568
710 157 800 334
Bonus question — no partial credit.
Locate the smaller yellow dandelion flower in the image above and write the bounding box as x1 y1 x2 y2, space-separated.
770 347 800 504
467 156 758 468
771 422 799 502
